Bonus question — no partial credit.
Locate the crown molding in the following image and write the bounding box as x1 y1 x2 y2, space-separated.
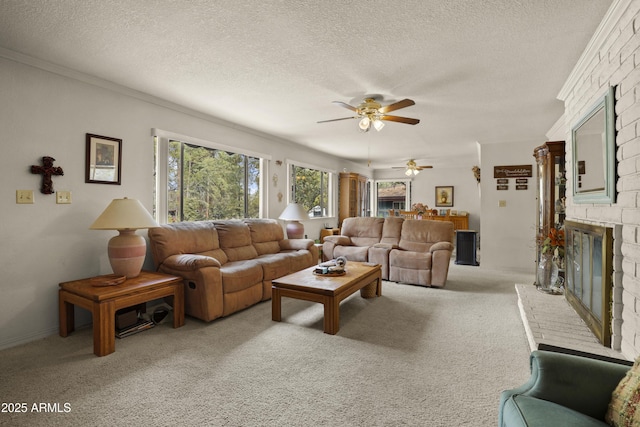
557 0 632 101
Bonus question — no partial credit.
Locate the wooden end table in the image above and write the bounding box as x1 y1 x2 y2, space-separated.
272 261 381 334
59 271 184 356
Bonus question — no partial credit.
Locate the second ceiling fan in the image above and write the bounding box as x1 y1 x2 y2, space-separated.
392 159 432 176
318 97 420 132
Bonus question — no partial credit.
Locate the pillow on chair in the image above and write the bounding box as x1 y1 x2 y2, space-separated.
606 357 640 426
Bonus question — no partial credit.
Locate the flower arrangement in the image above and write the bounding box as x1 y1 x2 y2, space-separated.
412 202 428 215
541 227 565 258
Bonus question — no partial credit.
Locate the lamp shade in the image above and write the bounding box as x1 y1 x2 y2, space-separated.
90 197 158 230
278 203 308 221
90 197 158 279
279 203 308 239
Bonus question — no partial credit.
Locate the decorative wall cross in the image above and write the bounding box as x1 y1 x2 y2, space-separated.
31 156 64 194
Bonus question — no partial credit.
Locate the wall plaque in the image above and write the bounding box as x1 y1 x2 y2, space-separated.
497 178 509 184
516 184 528 190
493 165 532 178
497 185 509 190
516 178 528 184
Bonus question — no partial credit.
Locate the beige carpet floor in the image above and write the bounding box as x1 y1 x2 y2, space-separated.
0 263 534 426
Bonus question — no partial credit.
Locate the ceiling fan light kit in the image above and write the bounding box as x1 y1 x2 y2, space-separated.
319 97 419 132
405 159 421 176
358 116 385 132
393 159 433 176
405 167 420 176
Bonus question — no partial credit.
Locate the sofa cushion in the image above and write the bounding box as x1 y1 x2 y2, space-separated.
280 250 314 271
254 253 291 280
148 221 228 267
245 219 284 255
380 217 404 246
219 260 263 293
502 395 607 427
398 219 453 252
214 220 258 262
389 250 431 270
335 245 370 262
606 357 640 426
341 217 384 247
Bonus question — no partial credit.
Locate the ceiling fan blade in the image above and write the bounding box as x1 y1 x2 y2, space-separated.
416 166 433 170
317 116 357 123
332 101 358 112
378 98 415 114
380 115 420 125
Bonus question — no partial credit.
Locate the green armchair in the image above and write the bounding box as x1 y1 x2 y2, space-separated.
499 346 632 427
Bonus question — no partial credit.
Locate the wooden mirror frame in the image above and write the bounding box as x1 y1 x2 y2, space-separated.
571 86 616 204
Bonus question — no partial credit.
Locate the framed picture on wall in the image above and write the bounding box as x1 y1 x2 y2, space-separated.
85 133 122 185
435 186 454 207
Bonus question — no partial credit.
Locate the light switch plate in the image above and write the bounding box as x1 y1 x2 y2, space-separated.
56 191 72 204
16 190 34 204
499 200 507 207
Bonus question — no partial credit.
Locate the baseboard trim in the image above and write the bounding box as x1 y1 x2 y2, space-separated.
0 326 59 351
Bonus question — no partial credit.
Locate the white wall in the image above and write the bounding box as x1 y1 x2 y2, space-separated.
479 141 539 273
0 55 351 349
374 166 481 232
558 0 639 358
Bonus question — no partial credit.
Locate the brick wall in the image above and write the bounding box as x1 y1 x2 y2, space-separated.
561 0 640 358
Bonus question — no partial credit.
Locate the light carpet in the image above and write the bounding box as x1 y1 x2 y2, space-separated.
0 264 534 426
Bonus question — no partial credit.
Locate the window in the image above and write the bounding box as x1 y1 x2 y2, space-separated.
154 130 267 223
374 180 411 217
289 162 333 218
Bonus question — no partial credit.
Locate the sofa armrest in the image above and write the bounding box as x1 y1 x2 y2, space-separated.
280 238 314 251
322 236 351 261
429 241 454 253
162 254 221 271
324 235 352 245
500 350 630 422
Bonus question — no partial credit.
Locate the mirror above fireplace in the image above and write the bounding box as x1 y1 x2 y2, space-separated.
571 86 616 204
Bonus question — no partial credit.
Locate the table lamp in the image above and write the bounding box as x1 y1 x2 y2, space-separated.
278 203 308 239
90 197 158 278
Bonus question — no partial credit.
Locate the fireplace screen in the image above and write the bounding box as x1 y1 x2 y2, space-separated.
564 220 613 346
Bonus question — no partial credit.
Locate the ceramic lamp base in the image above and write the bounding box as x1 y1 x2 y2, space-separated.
286 221 304 239
108 229 146 278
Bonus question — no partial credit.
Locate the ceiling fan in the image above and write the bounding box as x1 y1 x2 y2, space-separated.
392 159 433 176
317 97 420 132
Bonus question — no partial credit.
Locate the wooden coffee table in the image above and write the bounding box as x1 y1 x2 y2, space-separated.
272 261 382 334
59 271 184 356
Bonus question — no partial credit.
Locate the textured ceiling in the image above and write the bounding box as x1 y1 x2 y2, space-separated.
0 0 613 169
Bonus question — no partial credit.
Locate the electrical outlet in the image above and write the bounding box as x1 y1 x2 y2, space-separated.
16 190 34 204
56 191 72 204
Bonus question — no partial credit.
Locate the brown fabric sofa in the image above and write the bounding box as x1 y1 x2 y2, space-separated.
148 219 318 322
323 217 454 287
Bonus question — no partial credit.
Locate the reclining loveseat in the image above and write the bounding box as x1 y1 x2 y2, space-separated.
323 216 454 287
